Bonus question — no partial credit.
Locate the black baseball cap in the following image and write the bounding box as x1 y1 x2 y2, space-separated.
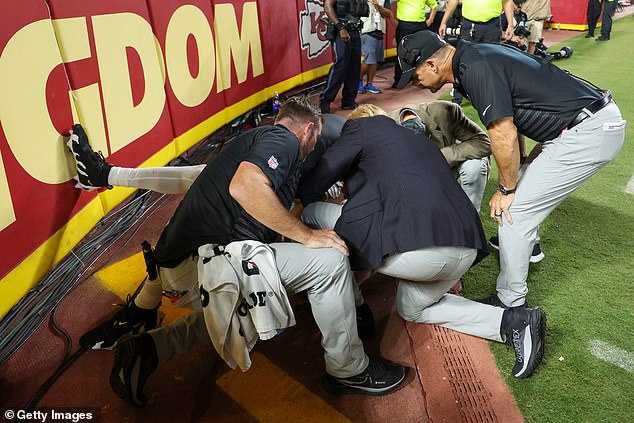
395 31 446 89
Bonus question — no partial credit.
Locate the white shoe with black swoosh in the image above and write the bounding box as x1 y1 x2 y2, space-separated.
322 357 407 396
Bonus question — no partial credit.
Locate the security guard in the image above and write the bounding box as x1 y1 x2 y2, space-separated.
320 0 369 113
439 0 515 104
396 31 625 308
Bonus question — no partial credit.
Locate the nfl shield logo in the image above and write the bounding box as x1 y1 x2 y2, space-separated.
268 155 279 169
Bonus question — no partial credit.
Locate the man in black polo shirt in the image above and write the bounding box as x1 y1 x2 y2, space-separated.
395 31 625 309
69 97 406 405
439 0 515 104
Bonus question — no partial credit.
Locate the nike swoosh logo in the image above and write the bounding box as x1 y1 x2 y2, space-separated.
483 104 492 116
338 376 372 386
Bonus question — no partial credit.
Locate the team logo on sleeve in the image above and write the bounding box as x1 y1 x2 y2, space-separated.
268 155 279 169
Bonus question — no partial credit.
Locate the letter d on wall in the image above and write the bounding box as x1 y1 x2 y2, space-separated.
92 13 166 154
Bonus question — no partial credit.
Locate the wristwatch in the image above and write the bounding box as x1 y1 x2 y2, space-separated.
335 21 345 31
499 185 516 195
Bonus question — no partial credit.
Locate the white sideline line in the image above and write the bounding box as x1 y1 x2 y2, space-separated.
626 172 634 195
588 339 634 373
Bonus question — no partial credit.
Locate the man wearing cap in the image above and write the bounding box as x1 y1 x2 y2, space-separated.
439 0 515 104
392 0 438 88
396 30 625 310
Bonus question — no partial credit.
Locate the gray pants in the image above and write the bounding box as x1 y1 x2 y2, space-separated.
456 157 490 212
497 103 625 306
147 243 368 378
302 203 505 342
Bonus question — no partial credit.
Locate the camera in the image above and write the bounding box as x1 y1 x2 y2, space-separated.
533 38 574 61
513 11 531 38
446 27 461 37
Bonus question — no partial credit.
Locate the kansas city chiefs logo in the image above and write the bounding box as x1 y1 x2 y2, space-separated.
299 0 329 59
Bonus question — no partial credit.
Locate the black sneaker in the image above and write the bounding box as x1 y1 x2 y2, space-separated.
79 296 159 350
596 36 609 41
489 236 545 263
501 307 546 378
67 124 113 190
341 102 358 111
110 333 159 406
322 357 407 396
356 303 376 340
585 32 594 38
476 293 529 309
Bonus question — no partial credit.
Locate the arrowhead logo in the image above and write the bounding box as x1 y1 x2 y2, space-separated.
299 0 330 59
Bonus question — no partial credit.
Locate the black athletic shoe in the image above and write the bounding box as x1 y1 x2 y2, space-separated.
322 357 407 396
341 102 358 110
67 124 113 190
110 333 159 406
489 236 545 263
585 32 594 38
356 303 376 340
79 296 159 350
501 307 546 378
476 293 529 309
596 36 609 41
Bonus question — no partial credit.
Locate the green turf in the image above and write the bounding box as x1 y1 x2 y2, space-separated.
444 18 634 423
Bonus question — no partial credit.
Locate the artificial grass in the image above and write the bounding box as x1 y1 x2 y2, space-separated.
448 17 634 423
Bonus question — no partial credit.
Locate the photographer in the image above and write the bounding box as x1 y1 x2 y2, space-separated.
500 0 529 49
319 0 370 113
521 0 551 54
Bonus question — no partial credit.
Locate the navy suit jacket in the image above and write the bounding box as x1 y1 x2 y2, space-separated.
301 115 488 270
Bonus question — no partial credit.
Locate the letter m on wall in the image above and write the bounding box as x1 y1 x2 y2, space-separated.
214 1 264 92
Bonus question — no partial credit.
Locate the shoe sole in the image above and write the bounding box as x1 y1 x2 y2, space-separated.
66 138 100 191
529 251 545 264
513 308 546 378
110 337 145 406
322 367 407 396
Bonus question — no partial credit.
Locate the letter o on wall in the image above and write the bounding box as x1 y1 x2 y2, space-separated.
166 5 215 107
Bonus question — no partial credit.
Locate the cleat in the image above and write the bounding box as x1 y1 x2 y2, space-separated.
501 307 546 378
67 124 113 190
322 357 407 396
79 295 160 350
110 333 158 406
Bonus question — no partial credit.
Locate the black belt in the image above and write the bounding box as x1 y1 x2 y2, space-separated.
567 91 613 130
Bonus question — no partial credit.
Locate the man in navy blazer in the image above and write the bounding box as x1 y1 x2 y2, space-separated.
300 111 546 378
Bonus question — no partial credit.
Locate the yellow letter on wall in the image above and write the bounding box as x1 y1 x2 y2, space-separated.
0 19 76 187
214 1 264 92
92 13 166 154
166 5 215 107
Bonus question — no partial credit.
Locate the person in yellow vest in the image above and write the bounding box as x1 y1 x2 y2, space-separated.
520 0 551 55
391 0 438 88
439 0 515 104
